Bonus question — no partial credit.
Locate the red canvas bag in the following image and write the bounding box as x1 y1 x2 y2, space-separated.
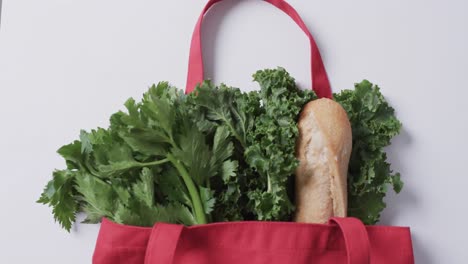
93 0 414 263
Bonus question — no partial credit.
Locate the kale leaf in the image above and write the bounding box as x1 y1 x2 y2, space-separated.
334 80 403 224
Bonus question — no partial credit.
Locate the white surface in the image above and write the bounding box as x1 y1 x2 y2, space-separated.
0 0 467 263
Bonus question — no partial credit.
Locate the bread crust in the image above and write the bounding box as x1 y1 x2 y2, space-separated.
294 98 352 223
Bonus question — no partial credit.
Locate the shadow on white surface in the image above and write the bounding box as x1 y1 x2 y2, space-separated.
411 234 434 264
380 128 416 225
380 127 433 263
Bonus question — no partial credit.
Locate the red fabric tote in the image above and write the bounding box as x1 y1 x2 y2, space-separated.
93 0 414 263
94 218 413 264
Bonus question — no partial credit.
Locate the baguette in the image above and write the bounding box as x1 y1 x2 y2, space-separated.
294 98 352 223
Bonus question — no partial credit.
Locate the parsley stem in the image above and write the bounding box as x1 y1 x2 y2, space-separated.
267 173 271 193
141 158 170 167
166 154 207 224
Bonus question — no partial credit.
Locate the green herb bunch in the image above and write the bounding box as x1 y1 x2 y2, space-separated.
38 68 402 231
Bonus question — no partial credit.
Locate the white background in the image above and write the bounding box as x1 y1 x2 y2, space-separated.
1 0 467 263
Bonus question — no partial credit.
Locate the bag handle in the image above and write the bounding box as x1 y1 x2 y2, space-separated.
145 217 370 264
329 217 371 264
144 223 184 264
185 0 332 98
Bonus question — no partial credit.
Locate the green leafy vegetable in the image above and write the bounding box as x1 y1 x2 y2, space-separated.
38 68 402 231
243 69 315 221
334 80 402 224
37 170 78 231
